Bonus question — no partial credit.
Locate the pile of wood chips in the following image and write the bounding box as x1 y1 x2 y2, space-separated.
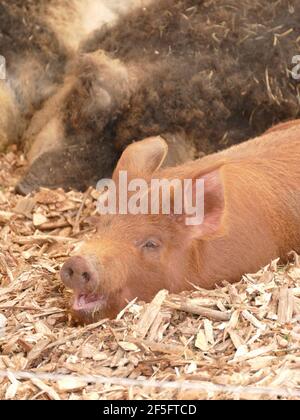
0 151 300 400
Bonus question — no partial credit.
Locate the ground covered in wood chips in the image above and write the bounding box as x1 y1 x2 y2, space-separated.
0 150 300 400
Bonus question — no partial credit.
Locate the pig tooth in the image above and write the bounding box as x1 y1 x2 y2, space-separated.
78 295 86 307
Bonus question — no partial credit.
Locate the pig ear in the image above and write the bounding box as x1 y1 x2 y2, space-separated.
175 168 226 240
114 136 168 178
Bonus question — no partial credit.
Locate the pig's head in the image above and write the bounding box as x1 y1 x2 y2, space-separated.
15 51 132 194
60 136 226 323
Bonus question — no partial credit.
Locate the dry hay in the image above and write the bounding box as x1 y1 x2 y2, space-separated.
0 150 300 401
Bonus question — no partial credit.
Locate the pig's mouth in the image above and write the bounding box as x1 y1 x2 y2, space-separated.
72 292 107 313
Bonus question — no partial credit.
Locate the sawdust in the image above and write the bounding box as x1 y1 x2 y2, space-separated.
0 150 299 400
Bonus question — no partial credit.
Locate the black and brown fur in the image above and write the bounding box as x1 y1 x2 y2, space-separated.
7 0 300 193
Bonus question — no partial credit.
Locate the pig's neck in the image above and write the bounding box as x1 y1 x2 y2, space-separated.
185 243 216 289
167 243 211 292
181 240 245 290
187 229 281 290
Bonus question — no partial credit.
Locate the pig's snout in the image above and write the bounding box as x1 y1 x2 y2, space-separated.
60 256 98 293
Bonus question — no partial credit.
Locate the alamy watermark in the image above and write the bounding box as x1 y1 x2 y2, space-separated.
96 171 205 226
292 55 300 81
0 56 6 80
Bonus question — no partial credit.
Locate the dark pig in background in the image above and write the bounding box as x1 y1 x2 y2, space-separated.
16 0 300 194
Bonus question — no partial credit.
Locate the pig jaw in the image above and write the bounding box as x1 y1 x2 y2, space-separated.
73 293 106 313
70 293 109 324
69 285 126 323
70 291 125 324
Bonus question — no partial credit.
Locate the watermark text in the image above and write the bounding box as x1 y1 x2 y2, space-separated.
292 55 300 80
96 171 205 226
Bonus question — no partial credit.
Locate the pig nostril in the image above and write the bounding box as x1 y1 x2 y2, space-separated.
68 268 74 278
82 272 90 282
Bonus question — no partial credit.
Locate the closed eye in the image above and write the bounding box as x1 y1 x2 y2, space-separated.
142 239 161 250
